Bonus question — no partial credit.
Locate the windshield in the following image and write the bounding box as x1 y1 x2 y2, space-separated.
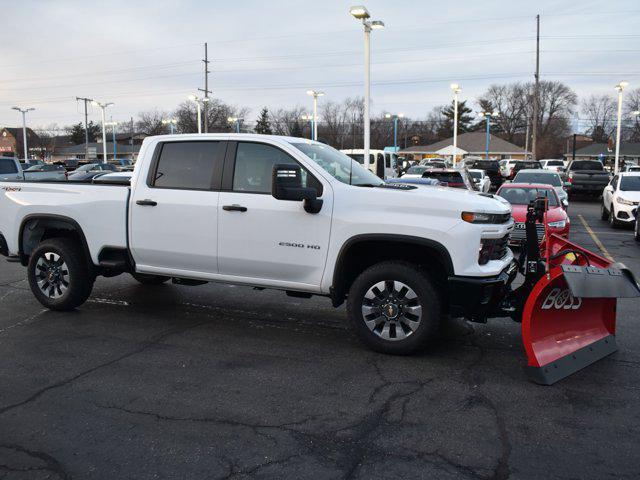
545 160 564 166
292 143 383 187
498 187 558 206
423 171 463 184
469 171 482 180
620 176 640 191
406 166 429 175
513 171 562 186
470 160 498 170
571 161 603 171
76 164 98 171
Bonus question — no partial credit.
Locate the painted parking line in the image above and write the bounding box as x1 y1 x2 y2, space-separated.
578 214 615 262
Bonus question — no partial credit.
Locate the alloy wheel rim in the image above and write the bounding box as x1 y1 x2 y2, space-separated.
35 252 69 299
361 280 422 341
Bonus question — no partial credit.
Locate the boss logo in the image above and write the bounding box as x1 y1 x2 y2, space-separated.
541 288 582 310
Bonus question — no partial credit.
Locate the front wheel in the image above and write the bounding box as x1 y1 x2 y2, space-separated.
346 261 441 355
634 216 640 241
609 207 619 228
27 238 93 311
601 202 609 221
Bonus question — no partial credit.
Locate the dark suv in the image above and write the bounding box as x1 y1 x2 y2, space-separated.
465 159 502 189
508 160 542 180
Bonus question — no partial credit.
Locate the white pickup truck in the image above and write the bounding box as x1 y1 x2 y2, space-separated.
0 134 514 354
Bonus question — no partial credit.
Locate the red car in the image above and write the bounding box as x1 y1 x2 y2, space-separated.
496 183 570 245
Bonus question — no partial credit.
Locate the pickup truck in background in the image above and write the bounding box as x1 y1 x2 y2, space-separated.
0 157 23 181
565 159 611 197
0 134 514 354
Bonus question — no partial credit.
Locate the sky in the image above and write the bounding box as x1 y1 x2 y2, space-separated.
1 0 638 133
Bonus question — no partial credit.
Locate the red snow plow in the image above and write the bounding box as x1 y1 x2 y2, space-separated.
491 198 640 385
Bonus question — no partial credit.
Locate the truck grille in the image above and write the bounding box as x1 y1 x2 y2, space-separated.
479 234 510 264
509 223 545 244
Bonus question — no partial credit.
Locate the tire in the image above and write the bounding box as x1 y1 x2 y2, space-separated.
131 273 170 285
609 207 619 228
346 261 441 355
601 202 609 221
27 238 93 311
634 216 640 242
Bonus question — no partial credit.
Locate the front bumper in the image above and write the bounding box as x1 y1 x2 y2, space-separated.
448 261 518 322
613 204 638 223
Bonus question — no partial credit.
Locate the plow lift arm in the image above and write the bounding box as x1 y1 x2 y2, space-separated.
496 197 640 385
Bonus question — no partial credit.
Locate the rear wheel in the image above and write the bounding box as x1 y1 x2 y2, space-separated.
27 238 93 311
131 273 170 285
346 261 441 355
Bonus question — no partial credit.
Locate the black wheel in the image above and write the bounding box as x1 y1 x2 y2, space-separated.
634 216 640 242
609 207 619 228
131 273 170 285
346 261 441 355
27 238 93 311
601 202 609 221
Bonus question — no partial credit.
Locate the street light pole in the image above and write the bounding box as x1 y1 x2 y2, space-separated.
450 84 461 166
188 95 204 133
227 117 242 133
301 114 314 139
350 6 384 172
91 101 113 163
11 107 35 161
614 81 629 175
306 90 325 141
384 113 404 151
479 111 499 159
162 119 177 134
105 120 118 161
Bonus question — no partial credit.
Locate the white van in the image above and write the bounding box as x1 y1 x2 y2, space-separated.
340 149 398 179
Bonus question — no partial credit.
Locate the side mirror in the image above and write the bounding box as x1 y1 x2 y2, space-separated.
271 164 323 214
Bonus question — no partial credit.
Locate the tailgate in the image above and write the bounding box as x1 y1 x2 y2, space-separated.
572 172 609 186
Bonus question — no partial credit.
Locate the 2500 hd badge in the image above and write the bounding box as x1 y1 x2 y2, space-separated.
278 241 321 250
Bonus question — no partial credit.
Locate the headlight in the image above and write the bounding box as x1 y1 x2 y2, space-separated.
616 197 635 206
461 212 511 224
547 220 566 229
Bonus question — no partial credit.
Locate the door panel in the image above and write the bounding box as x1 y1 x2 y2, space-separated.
129 141 224 274
217 141 332 286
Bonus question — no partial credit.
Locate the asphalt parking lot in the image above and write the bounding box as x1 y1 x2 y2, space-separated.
0 199 639 480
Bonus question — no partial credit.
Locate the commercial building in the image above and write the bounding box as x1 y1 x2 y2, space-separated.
0 127 41 159
563 143 640 167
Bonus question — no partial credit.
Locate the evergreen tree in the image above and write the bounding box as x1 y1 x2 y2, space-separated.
436 100 474 139
254 107 273 134
69 121 100 144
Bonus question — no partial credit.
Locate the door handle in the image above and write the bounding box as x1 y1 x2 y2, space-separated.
136 199 157 206
223 204 247 212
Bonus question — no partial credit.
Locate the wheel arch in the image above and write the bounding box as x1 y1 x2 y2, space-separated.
331 234 454 307
19 214 92 267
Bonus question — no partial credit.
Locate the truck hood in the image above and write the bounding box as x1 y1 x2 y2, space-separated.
352 184 512 216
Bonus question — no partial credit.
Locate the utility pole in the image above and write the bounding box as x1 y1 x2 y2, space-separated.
572 133 577 161
76 96 93 159
531 14 540 160
524 122 530 159
198 42 212 133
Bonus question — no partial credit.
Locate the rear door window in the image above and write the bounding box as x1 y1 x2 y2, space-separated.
151 141 222 190
0 158 18 174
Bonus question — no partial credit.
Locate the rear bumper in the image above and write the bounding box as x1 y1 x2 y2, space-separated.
448 262 518 321
567 183 607 193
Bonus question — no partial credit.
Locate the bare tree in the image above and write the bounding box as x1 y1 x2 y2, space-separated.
624 87 640 142
136 109 168 136
478 83 528 142
174 100 249 134
270 106 308 138
581 94 616 142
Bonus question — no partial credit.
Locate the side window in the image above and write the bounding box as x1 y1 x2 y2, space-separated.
152 141 221 190
611 175 618 189
0 158 18 174
232 142 321 194
385 153 391 168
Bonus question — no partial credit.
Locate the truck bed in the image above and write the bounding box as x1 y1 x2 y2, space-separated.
0 181 129 263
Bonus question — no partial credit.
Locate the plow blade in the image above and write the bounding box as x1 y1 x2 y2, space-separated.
521 235 640 385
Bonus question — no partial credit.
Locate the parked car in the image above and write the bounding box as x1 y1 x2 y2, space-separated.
564 160 610 198
0 133 514 356
73 163 119 173
623 165 640 173
539 159 565 173
496 183 570 245
506 160 542 180
0 157 24 181
421 169 476 190
464 159 502 189
601 172 640 227
512 169 569 208
23 164 67 181
68 170 109 182
340 149 398 179
401 165 434 178
468 169 491 193
499 159 518 178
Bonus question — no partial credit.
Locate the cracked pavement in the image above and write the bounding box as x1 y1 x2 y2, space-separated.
0 200 639 479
